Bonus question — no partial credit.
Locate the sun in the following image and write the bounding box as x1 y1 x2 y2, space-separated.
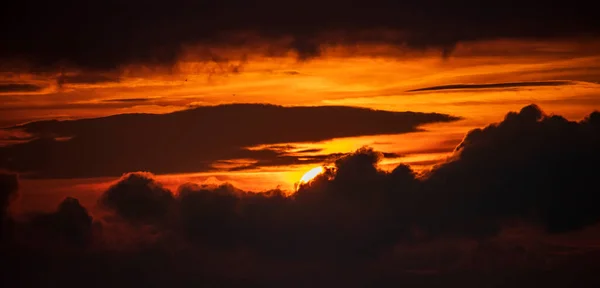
299 166 325 185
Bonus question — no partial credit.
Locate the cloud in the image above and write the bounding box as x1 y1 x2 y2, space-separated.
1 1 599 71
420 104 600 236
0 173 18 239
406 81 576 92
98 172 175 224
28 197 95 248
0 83 44 93
56 73 120 87
3 105 600 286
101 98 154 103
0 104 458 178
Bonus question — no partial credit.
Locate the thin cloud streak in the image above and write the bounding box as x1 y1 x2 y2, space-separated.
0 83 44 93
406 80 577 92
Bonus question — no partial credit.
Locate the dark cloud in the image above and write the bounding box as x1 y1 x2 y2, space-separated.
98 173 175 224
295 148 323 153
0 173 18 239
56 73 120 87
1 1 599 71
0 104 458 178
101 98 154 103
419 104 600 236
406 81 576 92
0 83 44 93
3 105 600 286
28 197 95 248
220 147 368 171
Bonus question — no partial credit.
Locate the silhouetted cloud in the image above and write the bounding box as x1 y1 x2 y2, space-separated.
3 105 600 286
0 83 44 93
0 104 458 178
29 197 95 248
98 173 175 224
0 173 18 239
406 81 576 92
419 104 600 236
56 73 120 87
1 1 599 71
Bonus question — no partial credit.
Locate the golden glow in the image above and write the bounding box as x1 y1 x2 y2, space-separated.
3 39 600 197
299 166 325 185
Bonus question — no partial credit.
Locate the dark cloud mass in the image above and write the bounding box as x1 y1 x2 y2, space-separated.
3 105 600 287
406 80 577 92
1 1 599 70
0 104 458 178
0 83 44 93
56 73 120 87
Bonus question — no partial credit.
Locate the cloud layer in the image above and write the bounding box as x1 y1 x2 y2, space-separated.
2 105 600 286
0 104 457 178
2 0 599 71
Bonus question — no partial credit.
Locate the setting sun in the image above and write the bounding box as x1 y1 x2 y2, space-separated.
299 166 325 185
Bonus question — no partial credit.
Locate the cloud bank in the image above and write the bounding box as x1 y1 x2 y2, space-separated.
1 1 599 71
0 104 458 178
2 105 600 286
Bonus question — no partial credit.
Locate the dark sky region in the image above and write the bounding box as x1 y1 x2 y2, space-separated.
2 1 600 287
1 0 600 71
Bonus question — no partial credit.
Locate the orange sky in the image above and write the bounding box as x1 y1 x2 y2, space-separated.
3 39 600 212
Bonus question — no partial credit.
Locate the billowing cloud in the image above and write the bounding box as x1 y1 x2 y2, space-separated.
420 104 600 235
28 197 95 248
3 105 600 286
98 172 175 224
0 104 457 178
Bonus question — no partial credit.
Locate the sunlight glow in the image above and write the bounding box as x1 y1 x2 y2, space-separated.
299 166 325 185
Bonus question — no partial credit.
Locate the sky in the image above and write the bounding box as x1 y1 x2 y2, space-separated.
2 1 600 287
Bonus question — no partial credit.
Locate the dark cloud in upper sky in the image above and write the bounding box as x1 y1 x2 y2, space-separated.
0 104 457 178
406 80 577 92
1 0 599 71
0 84 44 93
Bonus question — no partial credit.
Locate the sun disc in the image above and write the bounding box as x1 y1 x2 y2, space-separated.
299 166 325 184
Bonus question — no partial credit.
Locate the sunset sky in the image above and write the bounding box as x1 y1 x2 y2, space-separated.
2 1 600 286
3 39 600 211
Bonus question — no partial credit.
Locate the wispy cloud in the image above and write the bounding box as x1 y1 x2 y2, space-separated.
406 81 576 92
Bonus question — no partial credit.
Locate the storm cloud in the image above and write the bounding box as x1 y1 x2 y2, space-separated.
1 1 599 71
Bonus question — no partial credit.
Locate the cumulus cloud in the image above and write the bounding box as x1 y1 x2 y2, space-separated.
2 105 600 286
420 104 600 236
28 197 95 248
98 173 175 224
